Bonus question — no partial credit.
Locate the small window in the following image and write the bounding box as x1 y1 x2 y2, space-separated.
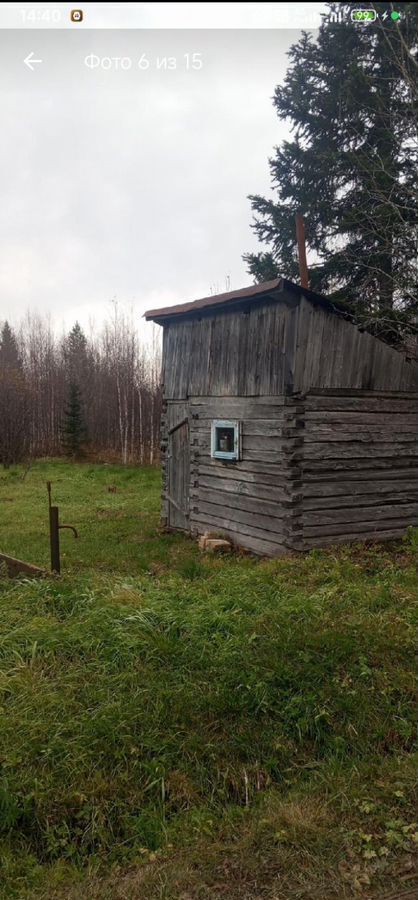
211 420 241 461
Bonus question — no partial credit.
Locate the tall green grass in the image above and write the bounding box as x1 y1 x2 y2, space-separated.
0 463 417 898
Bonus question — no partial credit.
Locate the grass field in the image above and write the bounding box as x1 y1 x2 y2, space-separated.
0 461 417 899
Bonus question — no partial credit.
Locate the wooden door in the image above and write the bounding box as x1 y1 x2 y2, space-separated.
167 416 190 530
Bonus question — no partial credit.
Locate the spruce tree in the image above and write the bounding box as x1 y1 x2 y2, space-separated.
0 321 22 369
62 322 89 447
244 2 418 345
61 383 85 459
63 322 88 383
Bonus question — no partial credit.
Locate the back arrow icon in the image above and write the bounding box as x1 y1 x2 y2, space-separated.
24 52 43 70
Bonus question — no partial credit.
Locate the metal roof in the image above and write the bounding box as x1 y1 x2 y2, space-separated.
144 278 280 321
144 277 352 324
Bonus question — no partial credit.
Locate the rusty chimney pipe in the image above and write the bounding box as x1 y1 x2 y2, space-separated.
295 213 309 290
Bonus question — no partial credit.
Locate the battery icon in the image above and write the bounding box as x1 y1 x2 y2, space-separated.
351 9 377 22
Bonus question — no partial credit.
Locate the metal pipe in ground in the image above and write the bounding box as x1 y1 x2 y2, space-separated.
49 505 60 574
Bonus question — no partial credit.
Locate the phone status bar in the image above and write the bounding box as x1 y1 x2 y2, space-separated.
1 3 401 31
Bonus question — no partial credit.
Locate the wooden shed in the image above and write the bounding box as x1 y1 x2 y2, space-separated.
145 278 418 556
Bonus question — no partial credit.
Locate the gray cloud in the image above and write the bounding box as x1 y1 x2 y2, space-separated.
0 24 319 333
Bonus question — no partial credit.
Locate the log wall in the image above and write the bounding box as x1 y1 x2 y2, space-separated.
161 391 418 556
188 396 297 556
300 390 418 549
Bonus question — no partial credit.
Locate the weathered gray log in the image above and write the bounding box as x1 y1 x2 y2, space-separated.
304 502 418 526
304 458 418 474
305 412 418 425
197 464 288 488
304 430 417 442
304 478 418 496
302 528 410 549
0 553 46 578
191 486 285 519
197 474 289 503
191 501 285 539
303 518 416 538
306 443 418 459
303 491 418 510
194 454 289 477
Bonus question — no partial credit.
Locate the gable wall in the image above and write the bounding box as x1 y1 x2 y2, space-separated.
294 297 418 392
161 293 298 399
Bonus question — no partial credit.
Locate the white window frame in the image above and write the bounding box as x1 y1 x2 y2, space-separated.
211 420 241 461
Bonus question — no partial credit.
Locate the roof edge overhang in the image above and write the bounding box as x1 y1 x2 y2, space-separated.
144 278 281 324
144 277 354 326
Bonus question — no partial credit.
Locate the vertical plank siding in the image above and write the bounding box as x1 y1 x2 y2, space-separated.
162 294 417 400
167 418 190 530
160 401 189 528
162 296 299 399
294 298 417 393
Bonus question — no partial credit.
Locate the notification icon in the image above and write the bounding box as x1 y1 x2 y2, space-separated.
71 10 83 22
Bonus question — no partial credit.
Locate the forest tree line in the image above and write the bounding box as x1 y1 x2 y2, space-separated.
0 308 162 467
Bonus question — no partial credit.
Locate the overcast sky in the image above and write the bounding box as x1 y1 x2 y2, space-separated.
0 3 326 335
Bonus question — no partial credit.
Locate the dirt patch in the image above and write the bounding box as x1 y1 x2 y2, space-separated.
96 508 125 519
